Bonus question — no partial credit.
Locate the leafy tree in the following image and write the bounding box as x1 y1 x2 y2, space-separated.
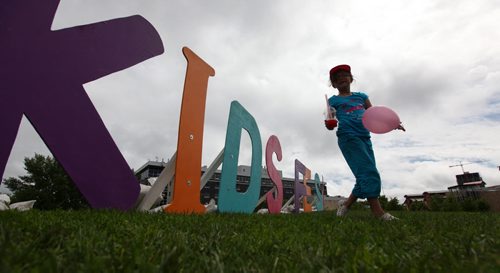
378 195 389 209
426 195 490 212
348 196 403 211
429 196 445 211
440 197 461 211
476 199 490 212
378 195 403 211
409 200 427 211
3 154 89 210
461 198 478 212
349 200 369 210
386 197 404 211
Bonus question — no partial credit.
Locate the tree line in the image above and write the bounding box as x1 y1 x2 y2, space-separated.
3 154 89 210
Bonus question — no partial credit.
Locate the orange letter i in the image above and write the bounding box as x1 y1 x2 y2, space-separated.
164 47 215 214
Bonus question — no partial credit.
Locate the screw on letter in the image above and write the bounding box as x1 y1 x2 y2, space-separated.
189 134 194 141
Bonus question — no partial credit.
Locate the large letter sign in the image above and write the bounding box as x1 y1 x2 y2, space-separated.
0 0 164 210
265 135 283 214
311 173 324 211
294 159 312 213
218 101 262 213
165 47 215 214
1 1 331 214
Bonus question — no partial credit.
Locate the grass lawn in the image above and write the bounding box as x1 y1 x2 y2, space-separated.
0 210 499 272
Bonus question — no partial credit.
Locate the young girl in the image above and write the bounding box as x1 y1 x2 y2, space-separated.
326 64 403 221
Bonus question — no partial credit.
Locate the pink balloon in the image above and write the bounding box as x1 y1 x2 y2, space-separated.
362 106 400 134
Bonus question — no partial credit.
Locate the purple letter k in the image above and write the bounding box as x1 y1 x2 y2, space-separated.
0 0 164 210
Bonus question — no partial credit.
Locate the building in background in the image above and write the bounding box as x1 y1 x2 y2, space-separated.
447 172 486 201
404 171 500 211
135 160 329 209
135 160 168 183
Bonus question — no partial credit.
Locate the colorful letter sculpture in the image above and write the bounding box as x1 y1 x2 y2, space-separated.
165 47 215 214
0 0 164 210
294 160 312 213
218 101 263 213
1 1 330 214
311 173 324 211
265 135 284 214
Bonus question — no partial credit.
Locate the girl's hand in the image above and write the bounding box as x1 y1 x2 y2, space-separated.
396 123 406 132
325 119 338 130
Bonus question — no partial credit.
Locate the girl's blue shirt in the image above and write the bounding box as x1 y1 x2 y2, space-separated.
328 91 370 137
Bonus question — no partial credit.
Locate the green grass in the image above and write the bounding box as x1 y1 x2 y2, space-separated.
0 210 499 273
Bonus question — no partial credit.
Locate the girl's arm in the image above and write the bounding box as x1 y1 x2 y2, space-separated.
364 99 372 109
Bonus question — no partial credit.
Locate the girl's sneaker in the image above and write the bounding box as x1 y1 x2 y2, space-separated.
336 200 349 217
380 213 399 221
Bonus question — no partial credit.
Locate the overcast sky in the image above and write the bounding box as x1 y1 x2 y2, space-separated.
2 0 500 201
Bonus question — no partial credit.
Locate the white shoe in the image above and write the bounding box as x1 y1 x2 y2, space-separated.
336 200 349 217
380 212 399 221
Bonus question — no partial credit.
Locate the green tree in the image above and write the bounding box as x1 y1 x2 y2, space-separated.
409 200 427 211
461 198 478 212
476 199 490 212
429 196 445 211
386 197 403 211
3 154 89 210
379 195 389 209
441 197 461 211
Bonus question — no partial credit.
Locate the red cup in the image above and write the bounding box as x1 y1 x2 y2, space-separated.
325 119 337 130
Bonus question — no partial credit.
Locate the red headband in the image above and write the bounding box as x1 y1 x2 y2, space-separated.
329 64 351 76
